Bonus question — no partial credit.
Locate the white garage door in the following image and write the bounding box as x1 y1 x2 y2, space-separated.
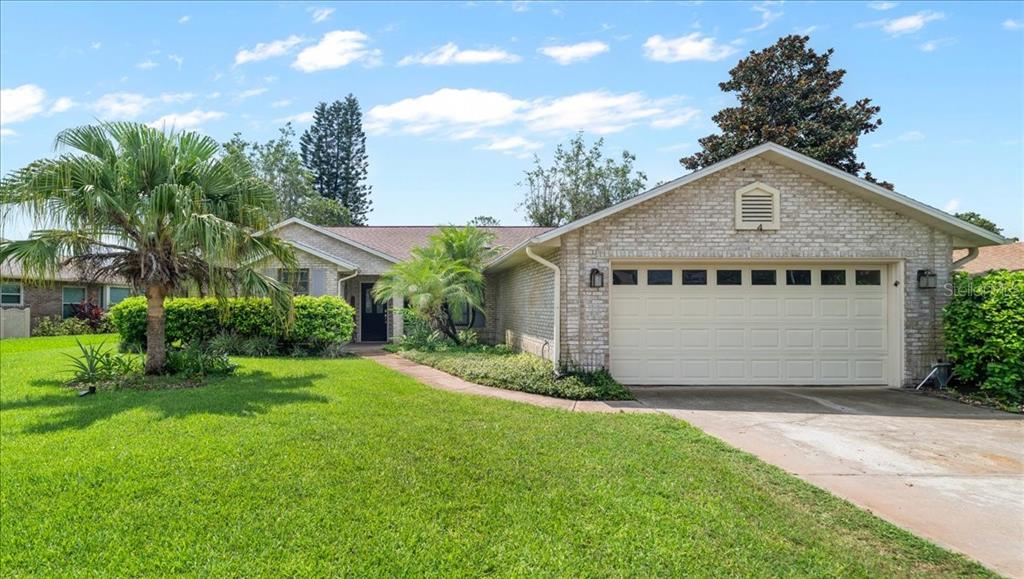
609 264 890 385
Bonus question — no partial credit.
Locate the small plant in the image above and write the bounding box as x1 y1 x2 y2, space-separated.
456 329 478 347
34 315 113 337
62 339 142 386
238 335 279 357
167 344 238 378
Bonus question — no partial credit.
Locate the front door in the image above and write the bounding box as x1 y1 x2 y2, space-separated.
360 283 388 342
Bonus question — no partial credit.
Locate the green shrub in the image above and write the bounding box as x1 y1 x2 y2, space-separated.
33 315 114 337
399 347 633 401
109 295 355 356
166 344 238 377
63 339 142 385
944 270 1024 405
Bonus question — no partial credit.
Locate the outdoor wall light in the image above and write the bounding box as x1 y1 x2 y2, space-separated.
589 268 604 288
917 269 938 289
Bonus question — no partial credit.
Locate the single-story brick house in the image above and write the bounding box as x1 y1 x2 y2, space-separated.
267 143 1005 387
0 261 133 336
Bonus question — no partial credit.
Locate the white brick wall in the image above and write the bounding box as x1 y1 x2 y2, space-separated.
553 157 952 385
488 250 559 360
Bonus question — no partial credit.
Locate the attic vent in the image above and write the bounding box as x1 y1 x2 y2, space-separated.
735 182 780 231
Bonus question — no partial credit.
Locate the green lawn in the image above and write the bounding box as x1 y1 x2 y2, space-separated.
1 336 990 576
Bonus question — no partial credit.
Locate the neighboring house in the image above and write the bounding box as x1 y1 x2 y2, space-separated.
265 143 1005 387
0 260 133 335
953 242 1023 274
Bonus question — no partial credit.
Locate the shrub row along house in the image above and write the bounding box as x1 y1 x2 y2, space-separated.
262 143 1006 387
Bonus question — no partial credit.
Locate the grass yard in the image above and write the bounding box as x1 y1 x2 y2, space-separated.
0 336 991 576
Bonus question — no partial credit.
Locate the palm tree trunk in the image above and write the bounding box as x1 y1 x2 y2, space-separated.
144 285 167 374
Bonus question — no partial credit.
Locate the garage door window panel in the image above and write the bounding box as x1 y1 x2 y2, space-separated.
786 270 812 286
682 270 707 285
647 269 673 286
716 270 742 286
612 269 638 285
751 270 777 286
856 270 882 285
821 270 847 286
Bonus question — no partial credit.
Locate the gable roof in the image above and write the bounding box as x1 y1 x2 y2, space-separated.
268 217 551 263
954 242 1024 274
286 240 360 271
528 142 1006 249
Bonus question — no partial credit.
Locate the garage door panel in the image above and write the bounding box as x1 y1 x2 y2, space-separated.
609 262 890 385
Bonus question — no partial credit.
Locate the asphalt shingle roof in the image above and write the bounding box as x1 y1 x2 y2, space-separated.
323 226 552 261
954 242 1024 274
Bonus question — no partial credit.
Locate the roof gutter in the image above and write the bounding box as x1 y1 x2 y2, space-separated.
951 247 979 270
525 245 559 370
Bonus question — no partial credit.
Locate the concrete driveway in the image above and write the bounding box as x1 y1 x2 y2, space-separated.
630 386 1024 577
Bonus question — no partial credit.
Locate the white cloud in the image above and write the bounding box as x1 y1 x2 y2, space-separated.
866 11 945 36
235 35 304 66
236 88 268 100
943 198 960 213
399 42 520 66
49 97 75 114
524 91 675 134
745 1 783 32
643 33 738 62
90 92 195 119
168 54 184 69
1 84 47 124
649 108 701 129
0 128 16 137
308 7 334 23
274 111 315 124
1003 19 1022 31
794 25 820 35
919 38 955 52
136 59 159 70
870 130 925 148
178 15 190 24
868 1 898 10
271 99 293 108
367 88 528 134
479 136 542 153
538 41 609 65
90 41 102 50
147 109 225 129
292 30 379 72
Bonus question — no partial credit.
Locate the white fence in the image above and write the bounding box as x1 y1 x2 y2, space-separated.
0 308 31 339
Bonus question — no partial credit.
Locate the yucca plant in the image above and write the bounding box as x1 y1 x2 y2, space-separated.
63 339 111 384
0 122 296 373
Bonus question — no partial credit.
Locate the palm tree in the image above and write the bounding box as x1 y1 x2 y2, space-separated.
0 122 296 373
373 226 499 343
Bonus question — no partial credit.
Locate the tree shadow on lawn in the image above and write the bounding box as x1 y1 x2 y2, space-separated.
8 370 329 434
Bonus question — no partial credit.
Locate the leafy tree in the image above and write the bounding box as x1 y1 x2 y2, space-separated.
224 124 315 219
954 211 1015 241
520 133 647 227
297 196 351 227
682 35 893 189
468 215 501 227
0 123 296 373
300 95 372 224
374 227 499 343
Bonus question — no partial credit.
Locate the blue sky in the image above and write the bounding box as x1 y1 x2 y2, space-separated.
1 1 1022 239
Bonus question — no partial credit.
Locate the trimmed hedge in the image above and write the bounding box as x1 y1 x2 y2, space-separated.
944 270 1024 405
109 295 355 353
399 347 633 401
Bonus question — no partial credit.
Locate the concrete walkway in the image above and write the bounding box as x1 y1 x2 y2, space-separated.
358 348 651 414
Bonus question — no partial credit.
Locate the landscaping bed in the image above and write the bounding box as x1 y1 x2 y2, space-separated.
396 346 633 401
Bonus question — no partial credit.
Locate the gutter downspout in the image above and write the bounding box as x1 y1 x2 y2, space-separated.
525 245 560 371
951 247 979 270
337 270 359 296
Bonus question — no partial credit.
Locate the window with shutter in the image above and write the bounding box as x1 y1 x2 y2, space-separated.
734 182 780 230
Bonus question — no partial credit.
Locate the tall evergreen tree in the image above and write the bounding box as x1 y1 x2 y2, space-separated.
681 35 893 189
300 95 372 224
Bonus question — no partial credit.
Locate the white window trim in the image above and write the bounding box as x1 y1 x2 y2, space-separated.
1 281 24 306
735 182 781 231
104 285 131 308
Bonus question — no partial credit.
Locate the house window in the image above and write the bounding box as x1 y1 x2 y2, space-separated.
682 270 708 285
1 282 22 305
751 270 777 286
821 270 847 286
612 269 638 285
647 269 673 285
716 270 742 286
735 182 781 231
856 269 882 286
105 286 132 308
278 268 310 295
62 286 86 318
786 270 812 286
